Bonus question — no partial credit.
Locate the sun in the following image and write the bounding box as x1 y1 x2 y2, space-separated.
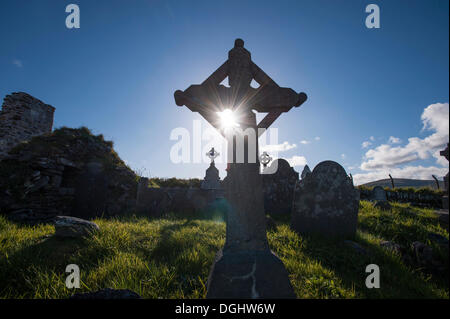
217 109 240 128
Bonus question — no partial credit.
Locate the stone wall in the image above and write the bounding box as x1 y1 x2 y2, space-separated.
0 127 138 223
359 187 444 208
0 92 55 159
136 177 224 216
262 159 299 215
135 158 300 217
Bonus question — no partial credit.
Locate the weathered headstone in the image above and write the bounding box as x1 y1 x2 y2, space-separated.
201 162 221 190
291 161 360 238
301 165 311 179
371 186 391 210
372 186 387 201
175 39 307 298
201 148 222 190
259 151 272 169
262 159 299 215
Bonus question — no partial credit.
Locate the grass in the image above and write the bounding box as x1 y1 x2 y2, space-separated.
0 201 448 299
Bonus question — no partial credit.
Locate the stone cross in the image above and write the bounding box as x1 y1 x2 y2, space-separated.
259 151 272 168
174 39 307 298
206 147 219 163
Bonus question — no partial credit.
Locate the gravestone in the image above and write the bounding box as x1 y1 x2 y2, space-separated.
201 162 221 190
372 186 387 201
262 159 299 214
201 148 222 190
291 160 360 238
259 151 272 169
301 165 311 179
371 185 391 210
175 39 307 298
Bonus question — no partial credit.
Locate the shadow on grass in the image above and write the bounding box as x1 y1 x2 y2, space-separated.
359 206 443 244
139 220 224 297
0 234 113 298
289 228 446 298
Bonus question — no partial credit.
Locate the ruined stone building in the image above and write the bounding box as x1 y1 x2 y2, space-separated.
0 92 55 158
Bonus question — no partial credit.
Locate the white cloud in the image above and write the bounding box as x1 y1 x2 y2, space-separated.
388 136 401 144
285 155 307 167
12 59 23 68
434 148 449 167
354 103 449 185
260 141 297 153
362 141 372 148
353 165 447 186
341 153 346 159
370 136 375 141
361 103 449 170
299 137 320 145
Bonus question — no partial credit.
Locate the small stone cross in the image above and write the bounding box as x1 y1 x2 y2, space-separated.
206 147 219 163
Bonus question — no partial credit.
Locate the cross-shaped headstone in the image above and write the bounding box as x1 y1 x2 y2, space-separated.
259 151 272 168
174 39 307 298
206 147 219 163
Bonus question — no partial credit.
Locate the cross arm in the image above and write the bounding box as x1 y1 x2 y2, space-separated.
202 61 229 86
174 86 227 137
257 111 283 137
251 62 278 87
250 86 307 112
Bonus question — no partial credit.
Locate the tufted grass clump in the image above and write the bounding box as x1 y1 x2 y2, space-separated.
0 201 448 299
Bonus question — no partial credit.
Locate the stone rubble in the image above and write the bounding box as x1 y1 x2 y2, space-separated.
54 216 100 238
0 126 137 223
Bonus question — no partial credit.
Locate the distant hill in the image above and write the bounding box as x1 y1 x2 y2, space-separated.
361 178 445 190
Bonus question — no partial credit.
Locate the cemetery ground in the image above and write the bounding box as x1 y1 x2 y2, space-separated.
0 201 448 299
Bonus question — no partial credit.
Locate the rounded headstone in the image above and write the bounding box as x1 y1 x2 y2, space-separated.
262 159 299 214
372 186 387 201
291 160 360 238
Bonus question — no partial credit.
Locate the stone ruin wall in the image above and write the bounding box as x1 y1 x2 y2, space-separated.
0 92 55 158
136 177 224 216
359 188 444 208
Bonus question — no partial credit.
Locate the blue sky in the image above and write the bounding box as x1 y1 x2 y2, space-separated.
1 0 448 184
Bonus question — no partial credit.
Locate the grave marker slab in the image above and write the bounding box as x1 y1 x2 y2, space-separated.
291 161 360 238
372 186 387 202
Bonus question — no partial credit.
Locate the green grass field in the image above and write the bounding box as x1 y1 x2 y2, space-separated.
0 201 448 299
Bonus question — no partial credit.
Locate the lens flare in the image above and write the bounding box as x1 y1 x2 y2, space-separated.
217 109 240 128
